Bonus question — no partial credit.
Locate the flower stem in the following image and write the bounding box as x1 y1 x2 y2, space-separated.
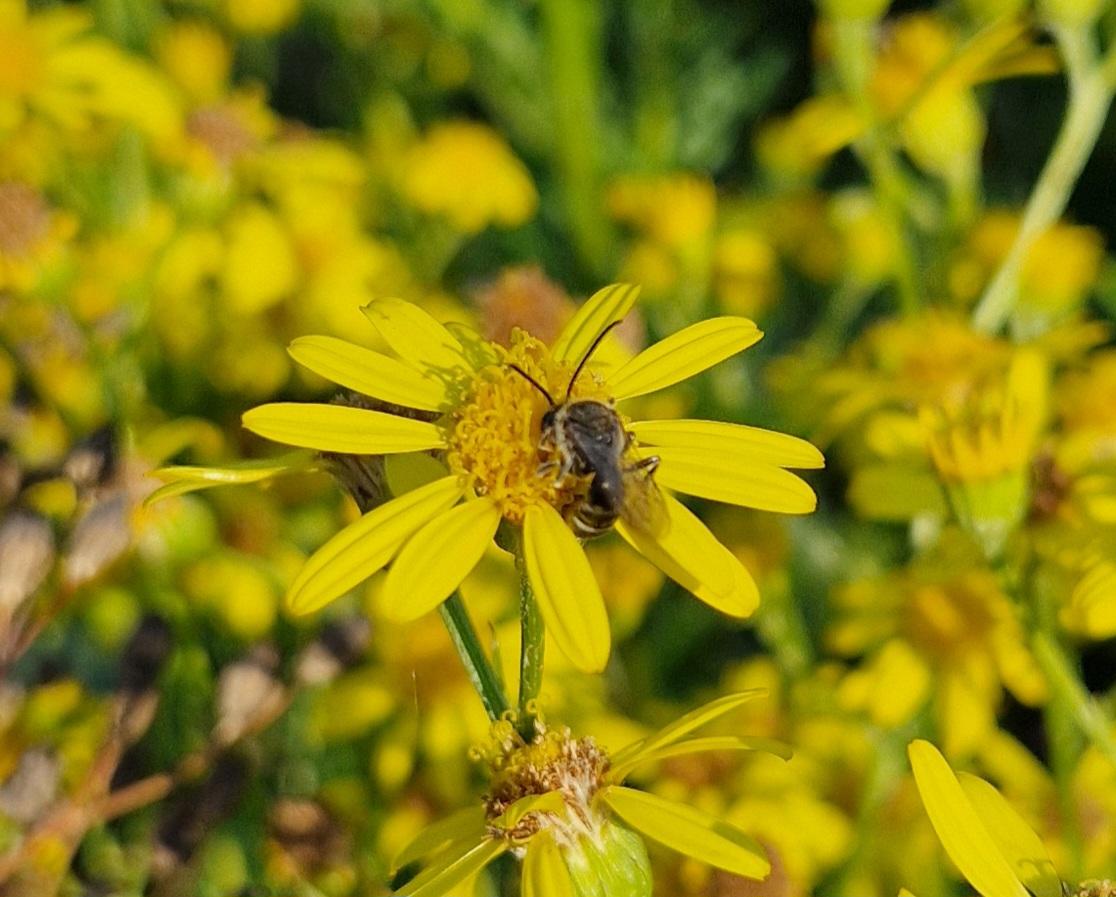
830 17 922 316
972 24 1114 333
439 592 511 722
539 0 611 276
515 549 545 738
1033 629 1116 773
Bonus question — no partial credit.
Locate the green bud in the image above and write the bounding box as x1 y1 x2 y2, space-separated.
564 822 653 897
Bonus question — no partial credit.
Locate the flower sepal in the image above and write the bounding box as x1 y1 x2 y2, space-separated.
563 821 652 897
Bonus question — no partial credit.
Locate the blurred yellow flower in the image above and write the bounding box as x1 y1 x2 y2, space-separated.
232 285 821 672
830 550 1045 757
921 350 1049 557
608 173 716 250
155 20 232 105
755 95 863 181
951 212 1105 332
222 202 298 315
223 0 301 35
713 228 782 319
0 0 181 142
401 121 538 233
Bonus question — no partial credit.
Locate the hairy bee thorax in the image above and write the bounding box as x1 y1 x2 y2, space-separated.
540 399 629 538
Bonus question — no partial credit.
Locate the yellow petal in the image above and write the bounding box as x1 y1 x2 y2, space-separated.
523 503 610 673
617 495 758 618
393 838 506 897
630 419 824 469
1064 561 1116 638
242 403 445 454
381 498 502 622
288 335 447 411
908 740 1031 897
646 446 817 514
607 317 762 400
957 773 1061 897
610 735 790 781
363 297 469 373
287 476 464 615
393 808 487 872
522 832 575 897
551 283 640 364
145 450 316 504
609 691 767 777
492 792 567 830
600 786 770 879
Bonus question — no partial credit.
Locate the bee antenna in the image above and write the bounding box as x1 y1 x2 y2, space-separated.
507 364 556 406
566 320 622 400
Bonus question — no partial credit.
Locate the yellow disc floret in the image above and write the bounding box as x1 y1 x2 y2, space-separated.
445 330 611 524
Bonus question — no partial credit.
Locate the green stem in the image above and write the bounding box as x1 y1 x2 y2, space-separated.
972 25 1114 333
1032 590 1085 879
515 550 545 738
831 18 922 315
539 0 611 276
1033 630 1116 773
439 593 511 722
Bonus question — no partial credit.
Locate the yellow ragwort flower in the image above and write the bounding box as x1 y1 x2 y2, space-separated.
401 121 538 234
0 0 181 142
233 284 822 672
908 739 1114 897
390 692 787 897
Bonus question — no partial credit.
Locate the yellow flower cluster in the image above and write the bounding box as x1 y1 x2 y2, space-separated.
3 1 1116 896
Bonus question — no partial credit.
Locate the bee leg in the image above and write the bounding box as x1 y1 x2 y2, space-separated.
633 455 659 476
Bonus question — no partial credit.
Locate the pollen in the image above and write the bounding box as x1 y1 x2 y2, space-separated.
444 330 608 524
478 718 610 846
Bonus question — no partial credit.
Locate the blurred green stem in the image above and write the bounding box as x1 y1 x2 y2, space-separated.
515 548 545 738
540 0 611 276
440 593 511 722
830 17 921 316
972 24 1114 333
1033 629 1116 773
1032 589 1085 879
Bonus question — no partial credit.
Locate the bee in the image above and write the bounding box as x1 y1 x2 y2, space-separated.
510 322 667 538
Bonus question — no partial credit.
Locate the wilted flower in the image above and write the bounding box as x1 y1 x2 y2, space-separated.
391 692 788 897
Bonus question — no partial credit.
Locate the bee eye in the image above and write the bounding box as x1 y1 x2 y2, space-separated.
541 409 556 429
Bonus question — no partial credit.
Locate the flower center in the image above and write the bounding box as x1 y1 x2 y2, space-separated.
1075 880 1116 897
478 719 609 845
0 183 51 258
445 330 611 525
903 576 999 659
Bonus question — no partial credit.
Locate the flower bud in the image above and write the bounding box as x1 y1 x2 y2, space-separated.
564 821 653 897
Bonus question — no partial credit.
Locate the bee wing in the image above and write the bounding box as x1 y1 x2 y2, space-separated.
619 455 669 537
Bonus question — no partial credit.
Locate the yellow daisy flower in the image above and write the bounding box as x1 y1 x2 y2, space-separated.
233 284 822 672
908 739 1113 897
390 691 788 897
